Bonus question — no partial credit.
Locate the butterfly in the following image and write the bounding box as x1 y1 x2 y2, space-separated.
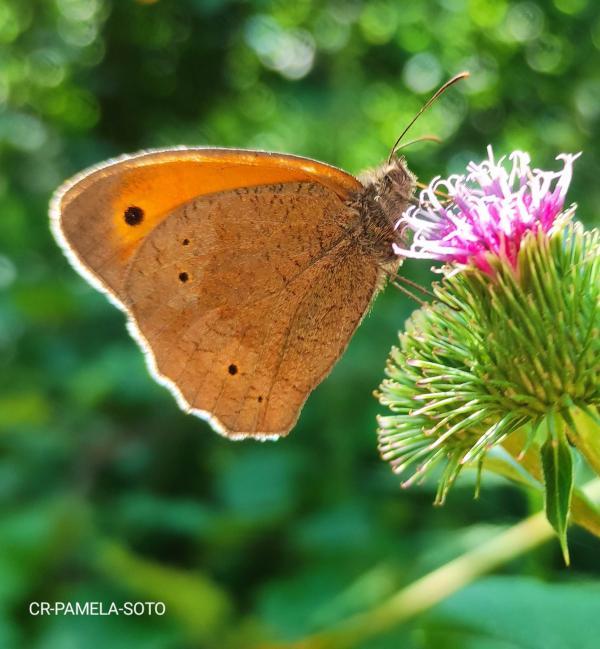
50 75 466 440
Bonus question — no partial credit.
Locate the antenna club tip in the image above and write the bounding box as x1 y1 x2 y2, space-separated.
387 71 469 163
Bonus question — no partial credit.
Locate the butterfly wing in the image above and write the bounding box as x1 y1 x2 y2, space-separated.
51 148 378 438
124 182 380 438
51 147 362 301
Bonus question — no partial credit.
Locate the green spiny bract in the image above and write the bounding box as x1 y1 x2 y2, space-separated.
378 223 600 504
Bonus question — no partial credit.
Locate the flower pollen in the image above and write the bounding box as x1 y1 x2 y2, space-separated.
395 146 580 273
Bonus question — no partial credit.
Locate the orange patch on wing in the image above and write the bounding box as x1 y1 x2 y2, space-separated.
110 155 361 258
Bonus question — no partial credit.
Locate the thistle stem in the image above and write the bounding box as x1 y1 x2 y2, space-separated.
265 478 600 649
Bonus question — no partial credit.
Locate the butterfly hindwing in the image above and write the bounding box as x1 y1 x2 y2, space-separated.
123 182 380 438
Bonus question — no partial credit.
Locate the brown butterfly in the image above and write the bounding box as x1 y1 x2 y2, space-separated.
50 75 466 440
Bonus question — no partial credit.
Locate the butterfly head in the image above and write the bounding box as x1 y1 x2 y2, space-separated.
349 156 416 266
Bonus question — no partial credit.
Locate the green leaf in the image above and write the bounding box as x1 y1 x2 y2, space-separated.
541 423 574 565
421 576 600 649
567 406 600 478
96 541 231 642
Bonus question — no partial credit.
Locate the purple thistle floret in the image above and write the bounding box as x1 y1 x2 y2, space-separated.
395 146 580 273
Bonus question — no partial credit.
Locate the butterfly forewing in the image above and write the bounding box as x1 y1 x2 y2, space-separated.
52 148 361 301
50 148 388 438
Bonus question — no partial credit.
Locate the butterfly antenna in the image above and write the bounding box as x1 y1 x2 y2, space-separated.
387 71 469 165
394 134 442 151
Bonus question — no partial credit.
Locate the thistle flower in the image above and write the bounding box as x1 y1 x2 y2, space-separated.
378 149 600 560
394 146 580 273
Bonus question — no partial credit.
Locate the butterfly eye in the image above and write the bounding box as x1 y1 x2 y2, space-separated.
124 205 144 226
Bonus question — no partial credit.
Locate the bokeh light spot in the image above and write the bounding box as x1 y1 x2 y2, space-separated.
526 34 567 74
574 79 600 122
505 2 545 42
0 112 47 152
553 0 587 14
245 15 315 80
0 255 17 290
359 0 399 45
402 53 442 94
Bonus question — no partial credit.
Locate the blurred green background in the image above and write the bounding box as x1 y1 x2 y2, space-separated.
1 0 600 647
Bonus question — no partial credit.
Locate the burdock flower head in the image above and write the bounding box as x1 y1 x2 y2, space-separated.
378 147 600 560
395 146 580 273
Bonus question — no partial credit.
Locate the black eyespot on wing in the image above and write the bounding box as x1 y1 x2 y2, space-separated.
228 364 238 375
182 238 190 246
178 272 189 283
124 206 144 226
257 395 263 402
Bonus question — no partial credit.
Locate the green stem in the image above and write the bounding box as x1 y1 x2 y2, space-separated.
277 512 552 649
263 478 600 649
